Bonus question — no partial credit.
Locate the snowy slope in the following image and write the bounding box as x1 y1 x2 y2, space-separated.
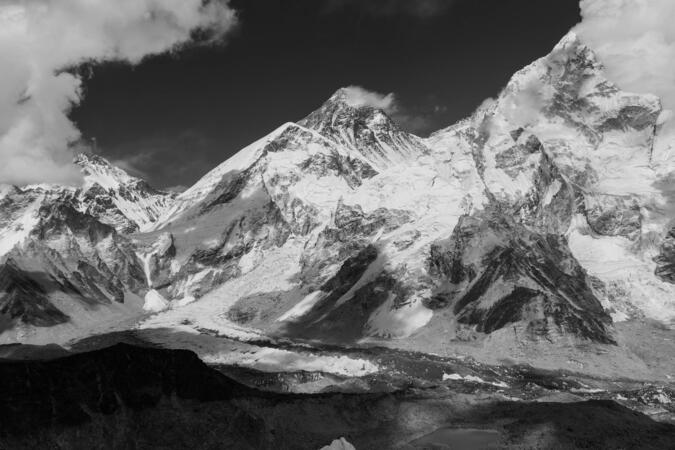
0 157 169 340
299 88 429 171
76 153 175 233
2 33 675 381
136 34 675 377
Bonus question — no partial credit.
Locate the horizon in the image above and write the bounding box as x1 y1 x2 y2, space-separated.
68 0 581 189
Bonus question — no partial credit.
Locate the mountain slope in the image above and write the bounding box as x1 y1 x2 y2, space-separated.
136 33 675 379
76 153 175 233
1 33 674 380
298 87 429 170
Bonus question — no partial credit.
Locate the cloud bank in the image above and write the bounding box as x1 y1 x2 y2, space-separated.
0 0 236 186
574 0 675 123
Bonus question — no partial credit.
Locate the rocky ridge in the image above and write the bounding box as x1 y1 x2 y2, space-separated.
0 33 674 381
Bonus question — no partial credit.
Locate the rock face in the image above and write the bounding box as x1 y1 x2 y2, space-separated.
298 87 429 170
429 212 614 344
0 158 170 341
0 261 69 327
0 343 674 450
1 32 675 376
75 153 176 233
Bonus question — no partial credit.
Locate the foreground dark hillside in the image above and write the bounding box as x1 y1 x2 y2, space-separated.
0 343 673 449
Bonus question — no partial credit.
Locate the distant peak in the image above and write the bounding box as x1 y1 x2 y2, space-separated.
327 86 396 112
554 31 581 50
548 30 601 69
74 152 111 167
299 86 398 132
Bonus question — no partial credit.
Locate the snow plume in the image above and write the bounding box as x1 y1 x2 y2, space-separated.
340 86 433 133
341 86 398 114
574 0 675 125
502 76 547 128
0 0 237 186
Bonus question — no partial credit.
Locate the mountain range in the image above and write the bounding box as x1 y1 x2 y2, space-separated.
1 32 674 383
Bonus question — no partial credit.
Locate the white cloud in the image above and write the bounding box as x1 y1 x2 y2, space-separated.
340 86 442 134
574 0 675 123
0 0 236 186
502 76 548 128
341 85 398 114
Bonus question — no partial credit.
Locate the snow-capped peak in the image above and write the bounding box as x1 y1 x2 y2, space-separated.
75 152 138 191
74 152 175 233
298 88 429 170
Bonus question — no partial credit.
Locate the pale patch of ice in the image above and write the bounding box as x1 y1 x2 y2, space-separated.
2 290 145 346
442 373 463 381
567 214 675 325
542 179 562 206
202 346 378 377
79 156 173 232
143 290 169 312
151 123 294 229
656 392 672 404
0 194 42 258
366 294 433 339
175 295 196 307
277 291 324 322
320 438 356 450
139 327 379 377
570 388 605 394
138 251 154 287
442 373 509 388
140 239 304 341
237 245 261 274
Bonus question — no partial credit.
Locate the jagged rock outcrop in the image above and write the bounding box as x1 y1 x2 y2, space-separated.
299 87 428 170
428 213 614 344
654 226 675 283
75 153 175 233
0 261 70 327
0 187 148 338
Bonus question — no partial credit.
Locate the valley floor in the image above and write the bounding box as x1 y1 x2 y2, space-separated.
7 318 674 427
1 342 674 450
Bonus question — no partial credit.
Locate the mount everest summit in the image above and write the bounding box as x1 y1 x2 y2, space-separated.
1 32 674 381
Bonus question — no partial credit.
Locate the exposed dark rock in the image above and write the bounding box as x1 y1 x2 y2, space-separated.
583 194 642 239
279 246 387 343
299 88 428 167
654 226 675 284
297 204 410 291
0 261 69 327
298 151 378 188
522 150 575 234
81 183 139 233
0 195 148 332
75 153 175 232
35 201 115 243
320 245 378 295
598 105 662 132
178 200 293 295
429 211 615 344
494 134 542 178
205 168 256 210
144 233 176 289
480 286 541 333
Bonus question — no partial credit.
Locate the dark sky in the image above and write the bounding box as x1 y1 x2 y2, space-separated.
70 0 581 190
